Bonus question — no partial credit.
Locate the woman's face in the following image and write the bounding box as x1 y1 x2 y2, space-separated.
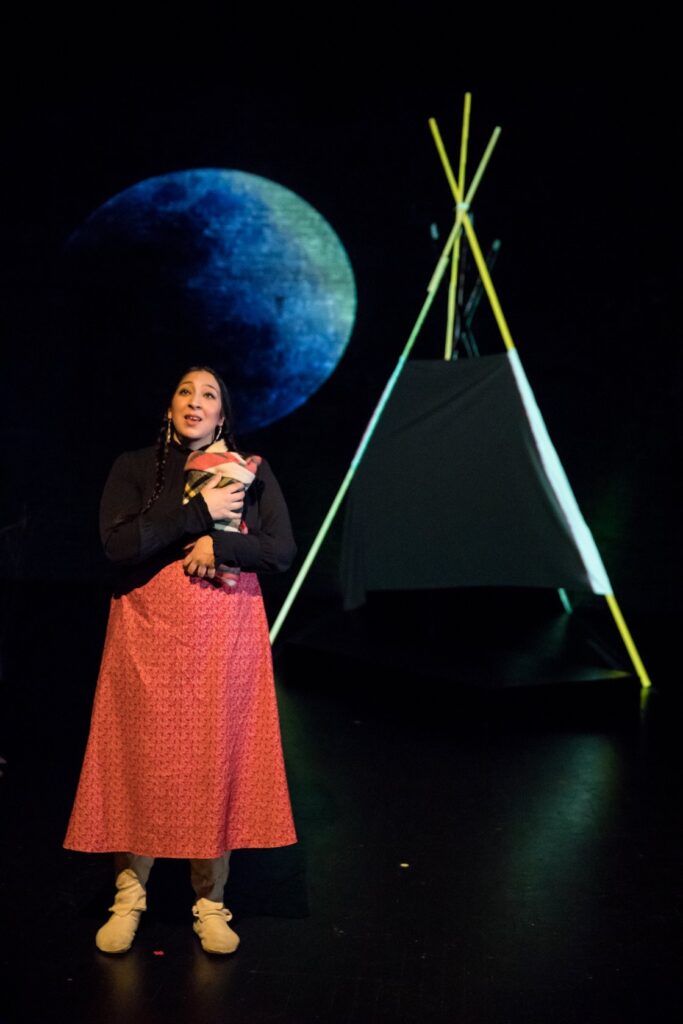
168 370 225 450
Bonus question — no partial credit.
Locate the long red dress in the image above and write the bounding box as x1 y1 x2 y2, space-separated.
64 442 297 859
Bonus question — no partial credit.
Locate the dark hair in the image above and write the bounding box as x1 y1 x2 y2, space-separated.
142 365 238 515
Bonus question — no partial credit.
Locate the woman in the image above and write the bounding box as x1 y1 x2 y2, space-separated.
64 366 297 955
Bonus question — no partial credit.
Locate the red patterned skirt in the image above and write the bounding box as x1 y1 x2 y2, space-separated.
64 561 297 858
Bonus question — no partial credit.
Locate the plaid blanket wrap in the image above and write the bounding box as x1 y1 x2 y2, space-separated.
182 440 262 589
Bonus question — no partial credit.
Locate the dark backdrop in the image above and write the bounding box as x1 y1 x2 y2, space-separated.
1 58 680 687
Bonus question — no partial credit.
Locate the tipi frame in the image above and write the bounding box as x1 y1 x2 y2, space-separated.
269 95 651 692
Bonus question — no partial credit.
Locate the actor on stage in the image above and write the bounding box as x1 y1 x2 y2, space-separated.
64 365 297 955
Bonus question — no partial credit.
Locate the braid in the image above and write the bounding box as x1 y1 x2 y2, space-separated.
143 411 235 517
141 417 171 514
218 420 239 453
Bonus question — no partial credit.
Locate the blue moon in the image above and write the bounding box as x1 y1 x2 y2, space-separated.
64 169 357 432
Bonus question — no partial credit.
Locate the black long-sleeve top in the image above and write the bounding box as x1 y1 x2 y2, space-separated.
99 441 297 594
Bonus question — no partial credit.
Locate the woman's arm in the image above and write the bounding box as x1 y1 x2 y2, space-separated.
100 451 214 565
210 458 297 574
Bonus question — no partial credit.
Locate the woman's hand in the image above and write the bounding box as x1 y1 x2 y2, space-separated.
199 475 245 522
183 535 216 578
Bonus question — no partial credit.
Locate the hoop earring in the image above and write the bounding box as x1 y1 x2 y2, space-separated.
166 418 172 445
214 423 223 442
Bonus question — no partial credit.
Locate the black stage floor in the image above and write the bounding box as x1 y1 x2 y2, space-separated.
0 587 681 1024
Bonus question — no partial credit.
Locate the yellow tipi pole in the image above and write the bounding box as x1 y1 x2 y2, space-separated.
429 117 652 690
445 92 471 360
430 118 513 351
605 595 652 688
269 133 500 646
